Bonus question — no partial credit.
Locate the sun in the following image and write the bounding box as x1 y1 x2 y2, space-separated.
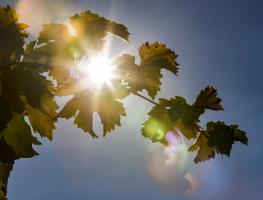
79 55 115 87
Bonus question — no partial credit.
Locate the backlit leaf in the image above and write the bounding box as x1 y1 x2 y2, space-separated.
2 113 40 158
114 42 179 99
142 96 201 143
189 121 248 163
24 103 56 140
141 105 171 144
188 132 215 163
70 10 129 53
138 42 178 98
58 88 126 137
194 86 223 111
162 97 201 139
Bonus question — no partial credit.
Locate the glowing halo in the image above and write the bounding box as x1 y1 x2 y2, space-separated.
78 54 116 88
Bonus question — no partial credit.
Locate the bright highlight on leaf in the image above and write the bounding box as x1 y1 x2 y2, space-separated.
79 55 116 87
66 22 77 37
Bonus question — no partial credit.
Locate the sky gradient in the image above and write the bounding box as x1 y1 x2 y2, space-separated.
1 0 262 199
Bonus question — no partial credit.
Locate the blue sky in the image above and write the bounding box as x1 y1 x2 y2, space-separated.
1 0 263 199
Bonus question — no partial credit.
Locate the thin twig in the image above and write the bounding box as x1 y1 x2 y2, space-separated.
133 91 159 106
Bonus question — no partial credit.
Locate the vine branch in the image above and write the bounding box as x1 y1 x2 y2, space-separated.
133 92 160 106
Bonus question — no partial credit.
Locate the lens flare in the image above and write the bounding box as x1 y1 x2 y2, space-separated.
164 130 182 154
147 129 199 194
16 0 76 35
78 55 116 87
164 130 188 170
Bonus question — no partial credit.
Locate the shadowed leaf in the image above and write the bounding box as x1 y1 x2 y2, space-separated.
189 121 248 163
0 5 28 66
194 86 223 111
142 96 201 143
0 139 16 163
2 113 40 158
188 132 215 163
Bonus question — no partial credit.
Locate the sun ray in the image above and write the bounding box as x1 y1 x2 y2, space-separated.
78 54 116 89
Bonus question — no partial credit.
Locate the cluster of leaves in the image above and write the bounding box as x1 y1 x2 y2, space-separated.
0 6 131 165
0 6 57 165
0 4 248 198
142 86 247 162
58 41 179 137
188 121 248 163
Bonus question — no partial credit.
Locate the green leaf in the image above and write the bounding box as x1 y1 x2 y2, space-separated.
141 105 171 144
24 104 56 140
0 138 16 163
2 113 40 158
206 122 248 156
114 43 178 99
189 121 248 163
113 54 141 95
2 66 49 109
194 86 223 111
188 132 215 163
58 88 126 137
163 97 201 139
23 40 57 73
142 96 201 143
138 42 178 98
0 5 28 65
40 94 58 118
139 42 178 75
231 125 248 145
37 23 82 84
0 5 19 28
0 65 52 133
21 95 57 140
38 23 72 43
34 11 129 85
0 97 13 133
70 10 129 53
142 85 225 144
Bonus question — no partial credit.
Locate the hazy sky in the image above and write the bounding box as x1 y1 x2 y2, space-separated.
1 0 263 199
